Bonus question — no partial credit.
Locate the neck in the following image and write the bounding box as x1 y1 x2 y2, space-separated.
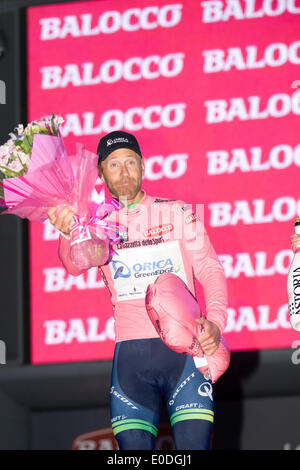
119 190 144 207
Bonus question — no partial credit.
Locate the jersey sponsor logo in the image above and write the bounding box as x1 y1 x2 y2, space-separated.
144 224 174 238
117 229 129 242
112 257 177 280
112 260 131 279
197 382 213 401
109 241 188 301
185 212 199 224
110 386 138 410
141 236 165 247
175 403 203 411
111 415 127 424
168 372 196 405
154 198 177 203
116 240 142 250
116 237 165 250
188 335 201 355
181 204 192 212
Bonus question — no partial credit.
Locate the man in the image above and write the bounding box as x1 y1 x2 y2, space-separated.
48 130 228 450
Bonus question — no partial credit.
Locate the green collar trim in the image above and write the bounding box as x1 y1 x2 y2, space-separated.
126 193 145 209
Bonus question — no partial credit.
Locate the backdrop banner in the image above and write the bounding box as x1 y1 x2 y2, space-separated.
27 0 300 364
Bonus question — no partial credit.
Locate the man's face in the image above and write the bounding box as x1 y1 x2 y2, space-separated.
99 148 145 202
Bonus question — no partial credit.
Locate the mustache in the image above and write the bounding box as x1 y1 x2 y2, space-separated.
117 178 136 184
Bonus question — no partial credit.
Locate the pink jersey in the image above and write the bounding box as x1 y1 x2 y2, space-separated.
58 191 228 343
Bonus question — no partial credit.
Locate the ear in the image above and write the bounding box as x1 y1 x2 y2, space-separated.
98 163 104 182
141 157 145 178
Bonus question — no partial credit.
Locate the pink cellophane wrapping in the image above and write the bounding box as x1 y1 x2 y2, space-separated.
0 134 123 269
1 134 77 221
145 272 230 383
69 188 123 271
69 227 109 271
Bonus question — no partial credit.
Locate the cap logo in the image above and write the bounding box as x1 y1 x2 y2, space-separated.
106 137 129 146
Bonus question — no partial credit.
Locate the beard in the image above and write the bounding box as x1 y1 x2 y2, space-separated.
103 175 142 203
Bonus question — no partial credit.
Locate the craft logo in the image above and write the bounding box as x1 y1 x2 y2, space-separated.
0 80 5 104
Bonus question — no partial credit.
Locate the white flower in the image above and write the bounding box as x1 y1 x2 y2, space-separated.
31 124 41 133
16 150 27 164
23 154 30 168
10 158 23 173
0 152 9 166
54 116 64 125
2 143 12 153
16 124 24 136
0 145 8 157
39 115 51 124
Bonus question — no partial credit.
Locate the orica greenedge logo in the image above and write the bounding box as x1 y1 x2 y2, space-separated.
112 258 181 280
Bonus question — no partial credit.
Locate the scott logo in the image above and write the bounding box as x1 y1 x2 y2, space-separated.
144 224 174 238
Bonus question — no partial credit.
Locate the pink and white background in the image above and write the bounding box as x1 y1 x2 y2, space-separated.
27 0 300 364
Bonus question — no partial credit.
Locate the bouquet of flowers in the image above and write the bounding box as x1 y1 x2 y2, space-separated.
0 113 73 216
0 114 123 269
0 114 63 203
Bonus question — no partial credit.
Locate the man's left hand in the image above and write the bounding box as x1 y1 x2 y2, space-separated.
195 317 220 356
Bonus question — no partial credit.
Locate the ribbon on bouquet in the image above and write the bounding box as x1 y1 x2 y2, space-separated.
70 191 126 261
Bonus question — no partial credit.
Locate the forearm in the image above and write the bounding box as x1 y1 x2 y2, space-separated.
190 233 228 334
180 200 228 333
199 259 228 334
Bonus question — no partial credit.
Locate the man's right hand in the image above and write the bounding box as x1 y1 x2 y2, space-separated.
47 205 76 236
291 234 300 253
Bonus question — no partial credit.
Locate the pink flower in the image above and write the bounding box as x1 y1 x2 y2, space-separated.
9 158 23 173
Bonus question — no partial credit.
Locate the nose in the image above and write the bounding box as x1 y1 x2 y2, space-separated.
120 162 130 176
